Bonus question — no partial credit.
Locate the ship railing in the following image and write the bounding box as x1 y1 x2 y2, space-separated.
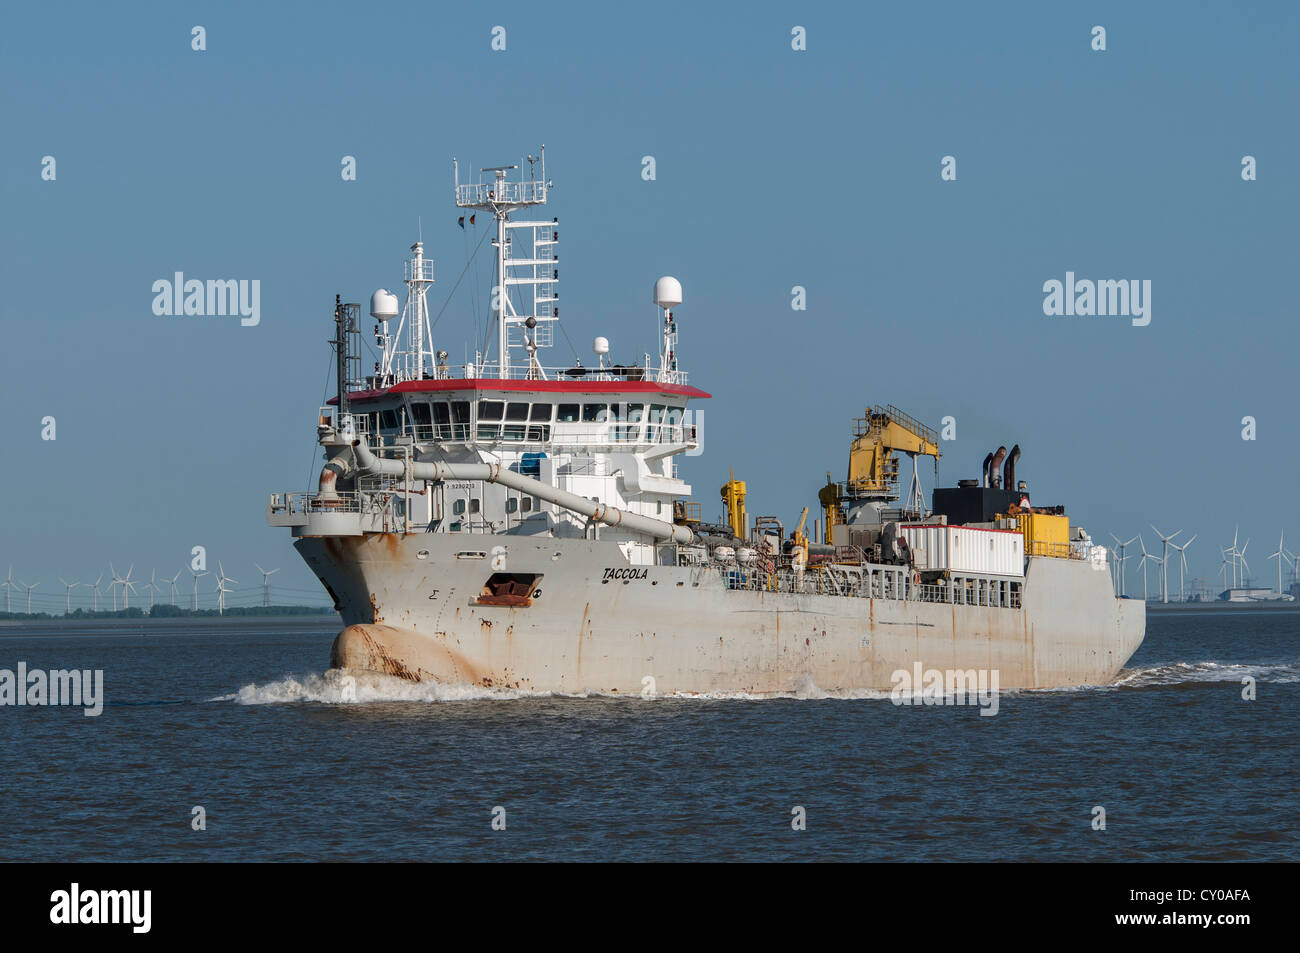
694 551 1023 609
394 423 695 449
1027 541 1083 560
456 180 547 207
370 361 689 387
267 489 408 532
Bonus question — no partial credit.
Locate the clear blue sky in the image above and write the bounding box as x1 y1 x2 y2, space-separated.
3 1 1298 609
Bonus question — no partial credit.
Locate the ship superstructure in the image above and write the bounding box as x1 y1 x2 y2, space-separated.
267 150 1144 694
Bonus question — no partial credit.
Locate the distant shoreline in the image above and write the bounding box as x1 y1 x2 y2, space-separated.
0 613 340 634
1146 601 1298 613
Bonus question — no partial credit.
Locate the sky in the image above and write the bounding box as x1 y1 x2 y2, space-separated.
2 0 1298 611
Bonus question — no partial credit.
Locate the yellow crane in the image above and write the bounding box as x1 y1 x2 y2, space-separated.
720 468 747 540
822 405 941 544
846 404 941 495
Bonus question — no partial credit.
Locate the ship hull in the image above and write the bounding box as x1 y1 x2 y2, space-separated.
295 533 1145 694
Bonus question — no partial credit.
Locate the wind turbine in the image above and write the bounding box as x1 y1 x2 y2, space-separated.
1269 530 1290 595
168 570 182 606
1136 537 1153 601
255 564 280 607
59 577 79 614
145 569 160 611
215 563 236 616
1223 527 1241 588
116 564 137 609
1151 525 1181 604
1109 534 1138 597
20 580 39 615
191 568 209 611
2 567 14 613
89 573 104 611
1169 535 1196 602
1239 539 1251 587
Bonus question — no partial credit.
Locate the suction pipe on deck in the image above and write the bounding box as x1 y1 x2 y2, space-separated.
350 441 696 544
317 449 356 501
981 452 994 488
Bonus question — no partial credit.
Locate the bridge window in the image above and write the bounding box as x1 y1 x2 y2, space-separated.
431 402 451 439
506 402 529 421
478 400 504 421
616 402 645 441
380 409 399 430
451 401 470 439
582 403 608 423
530 403 553 421
557 403 580 422
410 402 431 425
647 403 665 439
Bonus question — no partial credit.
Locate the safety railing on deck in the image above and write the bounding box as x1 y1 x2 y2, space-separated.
692 544 1022 609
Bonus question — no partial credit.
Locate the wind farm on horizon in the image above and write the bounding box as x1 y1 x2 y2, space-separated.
1108 524 1298 605
0 559 332 619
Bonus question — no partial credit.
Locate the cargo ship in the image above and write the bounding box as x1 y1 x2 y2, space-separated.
267 149 1145 694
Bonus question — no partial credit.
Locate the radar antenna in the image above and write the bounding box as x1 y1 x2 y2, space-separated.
454 145 556 378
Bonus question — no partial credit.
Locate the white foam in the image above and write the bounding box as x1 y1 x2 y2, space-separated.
210 660 1297 706
1110 660 1300 688
212 669 896 705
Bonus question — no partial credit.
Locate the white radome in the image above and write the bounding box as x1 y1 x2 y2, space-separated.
654 276 682 311
593 336 610 356
370 289 399 322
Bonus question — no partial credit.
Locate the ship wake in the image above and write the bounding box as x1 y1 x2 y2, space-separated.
212 669 895 705
1107 660 1300 689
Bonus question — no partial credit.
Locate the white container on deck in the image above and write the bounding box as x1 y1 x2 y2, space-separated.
901 524 1024 577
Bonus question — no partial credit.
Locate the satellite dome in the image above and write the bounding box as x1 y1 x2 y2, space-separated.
593 336 610 356
370 289 399 322
654 276 682 310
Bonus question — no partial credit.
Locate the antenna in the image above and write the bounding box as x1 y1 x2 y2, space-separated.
654 277 684 384
455 145 554 379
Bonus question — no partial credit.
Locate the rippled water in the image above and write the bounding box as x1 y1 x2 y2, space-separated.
1 609 1296 861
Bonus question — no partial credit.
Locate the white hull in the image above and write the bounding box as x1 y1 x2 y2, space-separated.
296 533 1146 694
